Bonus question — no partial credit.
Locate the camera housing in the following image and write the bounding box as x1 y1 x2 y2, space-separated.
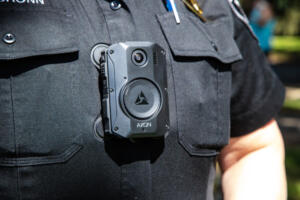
96 42 169 138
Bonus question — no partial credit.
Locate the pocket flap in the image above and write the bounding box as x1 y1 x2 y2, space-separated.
0 9 78 60
156 13 242 63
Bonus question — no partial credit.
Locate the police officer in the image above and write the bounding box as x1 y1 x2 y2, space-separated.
0 0 286 199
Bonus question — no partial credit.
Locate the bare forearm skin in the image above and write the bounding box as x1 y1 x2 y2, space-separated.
218 120 287 200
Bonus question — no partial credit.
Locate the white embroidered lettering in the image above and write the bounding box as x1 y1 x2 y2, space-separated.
37 0 44 4
0 0 44 4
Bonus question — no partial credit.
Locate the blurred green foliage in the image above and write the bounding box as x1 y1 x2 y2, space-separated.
286 147 300 200
268 0 300 15
275 9 300 36
272 36 300 52
284 100 300 110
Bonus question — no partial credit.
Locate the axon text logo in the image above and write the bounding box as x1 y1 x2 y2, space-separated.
137 122 152 128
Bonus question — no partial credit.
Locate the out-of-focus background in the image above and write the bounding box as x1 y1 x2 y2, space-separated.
243 1 300 199
215 0 300 199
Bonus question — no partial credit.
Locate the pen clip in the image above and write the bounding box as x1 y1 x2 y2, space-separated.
189 0 203 14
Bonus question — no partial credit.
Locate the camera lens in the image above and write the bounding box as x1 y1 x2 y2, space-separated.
132 49 147 66
134 53 144 63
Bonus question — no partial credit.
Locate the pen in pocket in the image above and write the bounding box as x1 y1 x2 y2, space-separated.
166 0 181 24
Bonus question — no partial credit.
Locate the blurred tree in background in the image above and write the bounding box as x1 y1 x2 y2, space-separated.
240 0 300 35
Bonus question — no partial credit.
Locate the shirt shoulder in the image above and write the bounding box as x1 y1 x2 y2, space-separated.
225 0 258 40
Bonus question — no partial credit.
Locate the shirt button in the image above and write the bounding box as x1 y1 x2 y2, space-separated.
110 0 122 10
2 33 16 44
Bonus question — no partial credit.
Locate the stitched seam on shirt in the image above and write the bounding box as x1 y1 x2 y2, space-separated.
216 65 222 146
17 166 21 200
169 56 180 150
96 1 113 44
10 77 21 200
77 0 101 41
0 143 83 166
180 136 218 156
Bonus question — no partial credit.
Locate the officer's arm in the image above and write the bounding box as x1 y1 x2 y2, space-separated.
218 119 287 200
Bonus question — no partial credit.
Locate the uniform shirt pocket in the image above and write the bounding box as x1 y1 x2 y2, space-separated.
0 9 82 166
156 12 242 156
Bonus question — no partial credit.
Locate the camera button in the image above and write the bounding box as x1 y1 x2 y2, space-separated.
122 79 161 119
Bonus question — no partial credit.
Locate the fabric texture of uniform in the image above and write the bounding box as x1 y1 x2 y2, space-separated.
0 0 285 199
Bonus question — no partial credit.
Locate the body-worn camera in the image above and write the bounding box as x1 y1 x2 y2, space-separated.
92 42 169 138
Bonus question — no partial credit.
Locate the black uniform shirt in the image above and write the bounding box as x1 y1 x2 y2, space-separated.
0 0 285 199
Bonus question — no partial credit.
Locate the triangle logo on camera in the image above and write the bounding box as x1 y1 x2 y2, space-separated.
135 91 149 105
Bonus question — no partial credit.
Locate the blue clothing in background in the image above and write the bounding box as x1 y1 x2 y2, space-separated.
250 6 275 53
